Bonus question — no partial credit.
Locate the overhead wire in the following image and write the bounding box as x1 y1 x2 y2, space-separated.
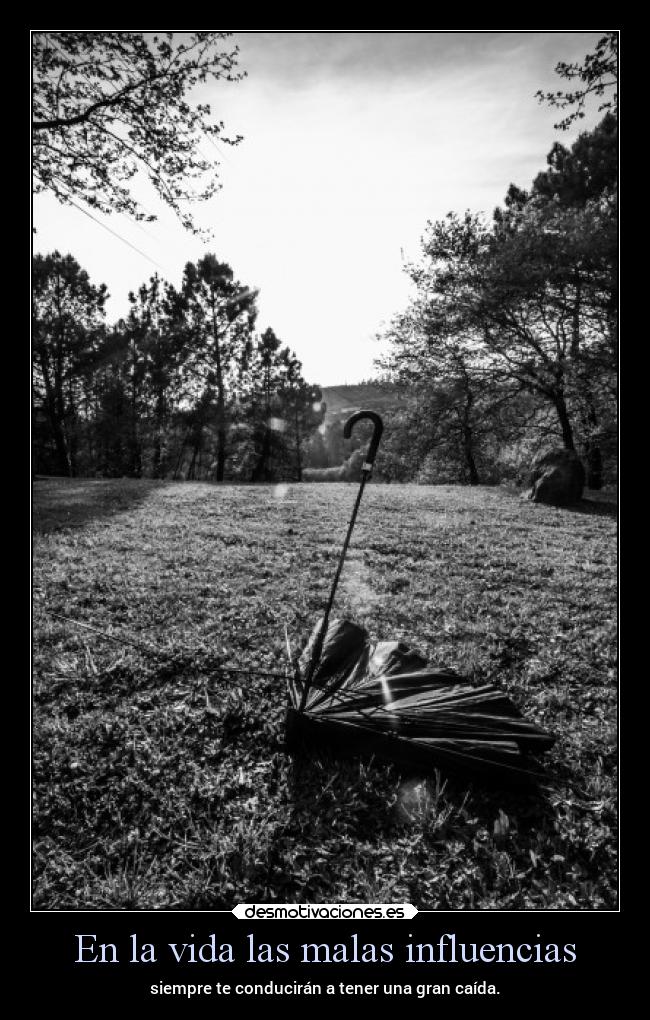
63 195 167 271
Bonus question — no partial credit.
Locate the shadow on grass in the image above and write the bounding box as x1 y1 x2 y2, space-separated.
32 476 168 534
518 488 618 518
286 750 399 836
286 745 555 835
281 747 565 906
564 497 618 519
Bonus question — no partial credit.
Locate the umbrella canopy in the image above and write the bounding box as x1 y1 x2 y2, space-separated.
286 618 555 788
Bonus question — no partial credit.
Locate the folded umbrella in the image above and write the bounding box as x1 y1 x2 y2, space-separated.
286 617 554 787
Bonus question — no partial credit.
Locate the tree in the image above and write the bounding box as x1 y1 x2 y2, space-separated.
241 332 323 482
502 115 618 485
92 337 131 478
249 328 283 481
277 352 324 481
378 300 524 484
125 275 187 477
33 252 107 475
532 111 617 206
536 32 617 130
32 249 326 483
378 117 617 487
483 199 614 462
420 118 616 467
33 32 244 235
181 255 258 480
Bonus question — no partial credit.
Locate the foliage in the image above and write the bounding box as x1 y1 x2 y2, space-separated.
377 114 617 487
535 32 618 130
180 254 259 480
33 253 323 482
122 274 188 478
32 252 108 476
33 32 244 235
533 111 617 205
33 477 617 909
275 350 325 482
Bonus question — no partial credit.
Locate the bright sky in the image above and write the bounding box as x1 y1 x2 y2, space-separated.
33 30 606 386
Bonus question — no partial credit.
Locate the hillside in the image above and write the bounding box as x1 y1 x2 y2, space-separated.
320 382 401 423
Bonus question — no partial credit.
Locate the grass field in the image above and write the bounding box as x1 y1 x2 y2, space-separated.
32 478 617 910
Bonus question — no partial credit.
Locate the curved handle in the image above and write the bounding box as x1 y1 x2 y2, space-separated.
343 409 384 471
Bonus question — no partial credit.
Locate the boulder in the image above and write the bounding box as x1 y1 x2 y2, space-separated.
528 448 585 506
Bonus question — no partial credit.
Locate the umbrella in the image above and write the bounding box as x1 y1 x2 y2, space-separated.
285 410 555 787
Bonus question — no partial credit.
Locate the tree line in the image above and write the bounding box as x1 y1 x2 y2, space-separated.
33 32 617 489
33 253 324 482
377 36 617 489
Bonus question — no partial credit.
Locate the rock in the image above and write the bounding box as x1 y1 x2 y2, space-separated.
303 448 366 483
528 448 585 506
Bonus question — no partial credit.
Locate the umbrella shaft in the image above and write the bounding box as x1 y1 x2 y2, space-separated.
298 471 369 711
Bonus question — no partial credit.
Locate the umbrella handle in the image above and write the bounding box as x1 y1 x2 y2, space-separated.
343 410 384 471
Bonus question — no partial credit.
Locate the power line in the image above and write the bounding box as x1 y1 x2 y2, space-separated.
203 133 235 167
45 610 287 678
50 177 167 271
65 196 167 272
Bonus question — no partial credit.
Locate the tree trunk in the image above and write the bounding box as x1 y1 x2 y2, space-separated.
570 273 603 488
252 374 275 482
581 395 603 490
460 425 479 485
215 423 226 482
67 377 78 477
211 294 227 483
251 425 272 482
294 406 302 482
552 393 575 451
152 432 162 478
584 444 603 490
464 441 480 485
84 386 94 469
53 273 74 476
54 362 72 475
152 383 166 478
187 441 199 480
38 348 70 474
129 340 142 477
570 269 582 359
460 381 479 484
172 440 186 480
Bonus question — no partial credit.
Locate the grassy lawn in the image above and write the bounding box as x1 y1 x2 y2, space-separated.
32 478 617 910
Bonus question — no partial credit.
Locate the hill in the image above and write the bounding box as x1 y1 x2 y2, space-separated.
320 381 401 424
